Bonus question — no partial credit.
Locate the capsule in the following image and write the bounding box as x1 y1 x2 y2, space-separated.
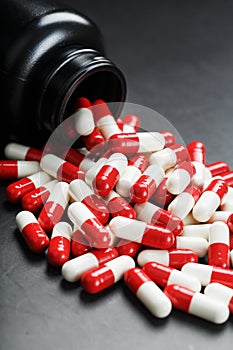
109 131 165 154
62 148 85 167
206 161 230 177
124 267 172 318
182 224 211 240
135 202 183 236
130 164 165 204
21 179 58 212
181 262 233 288
208 210 232 224
92 99 122 139
204 283 233 313
208 222 230 269
16 211 49 254
47 222 72 267
221 171 233 187
166 161 195 195
40 154 85 183
116 153 149 197
109 216 175 249
81 255 135 294
85 158 107 187
38 182 69 232
164 284 229 324
171 236 208 258
93 153 128 196
182 213 199 226
137 248 198 269
0 160 40 180
71 228 92 257
153 177 175 208
117 239 142 258
168 184 201 220
4 142 43 162
149 144 188 171
103 190 136 219
191 161 207 188
68 202 110 248
192 178 228 222
81 127 105 151
61 247 119 282
6 171 51 204
187 141 206 164
121 114 140 132
69 179 109 225
159 130 176 147
72 104 95 136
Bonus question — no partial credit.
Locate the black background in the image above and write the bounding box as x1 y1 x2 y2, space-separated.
1 1 233 349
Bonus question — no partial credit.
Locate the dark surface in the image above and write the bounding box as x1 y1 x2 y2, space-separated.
1 1 233 349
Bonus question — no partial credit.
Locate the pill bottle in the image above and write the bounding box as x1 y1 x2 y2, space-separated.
0 0 126 148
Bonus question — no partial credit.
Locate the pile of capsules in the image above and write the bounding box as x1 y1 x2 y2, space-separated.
1 98 233 325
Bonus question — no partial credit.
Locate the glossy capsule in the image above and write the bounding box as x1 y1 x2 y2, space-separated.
187 141 206 164
69 179 109 225
68 202 111 248
103 190 136 219
38 182 69 232
47 222 72 267
130 164 165 203
166 161 195 195
159 130 176 147
171 236 208 258
117 239 142 258
164 284 229 324
109 216 175 249
121 114 140 132
193 178 228 222
221 171 233 187
208 222 230 269
4 142 43 162
0 160 40 180
182 224 211 240
206 161 230 176
153 177 175 208
21 179 58 212
6 171 51 204
81 127 105 151
71 228 92 257
182 262 233 288
62 148 85 167
81 255 135 294
191 161 208 188
135 202 183 236
124 267 172 318
61 247 119 282
204 283 233 313
149 144 188 171
16 211 49 254
40 154 85 183
72 102 95 136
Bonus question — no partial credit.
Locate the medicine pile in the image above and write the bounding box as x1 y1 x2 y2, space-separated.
1 98 233 324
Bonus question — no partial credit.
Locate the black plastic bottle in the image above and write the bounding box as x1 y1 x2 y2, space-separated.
0 0 126 149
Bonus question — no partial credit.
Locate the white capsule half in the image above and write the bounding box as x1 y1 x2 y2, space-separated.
193 191 221 222
175 236 208 257
61 253 99 282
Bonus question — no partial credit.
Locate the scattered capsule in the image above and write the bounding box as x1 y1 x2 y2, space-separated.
153 177 175 208
72 103 95 136
187 141 206 164
4 142 43 162
47 222 72 267
204 283 233 313
171 236 208 258
124 267 172 318
166 161 195 195
6 171 51 204
164 284 229 324
81 127 105 151
81 255 135 294
206 161 230 177
38 182 69 231
40 154 85 183
149 144 188 171
181 262 233 288
71 228 92 257
182 224 211 240
61 247 119 282
103 190 136 219
69 179 109 225
0 160 40 180
68 202 110 248
109 216 175 249
16 211 49 254
208 222 230 268
117 239 142 258
192 178 228 222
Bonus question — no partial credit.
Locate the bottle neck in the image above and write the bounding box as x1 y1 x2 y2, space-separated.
39 48 126 134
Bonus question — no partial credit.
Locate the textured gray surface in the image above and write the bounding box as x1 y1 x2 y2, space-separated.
1 1 233 349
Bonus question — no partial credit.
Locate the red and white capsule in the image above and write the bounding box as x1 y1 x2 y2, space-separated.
164 284 229 324
16 210 49 254
204 283 233 313
191 161 208 188
69 179 109 225
71 228 92 257
168 184 201 220
121 114 140 132
159 130 176 147
149 144 188 171
68 202 110 248
182 262 233 288
21 179 58 212
81 255 135 294
61 247 119 282
137 248 198 269
117 239 142 258
130 164 165 203
116 153 149 197
208 222 230 269
171 236 208 258
40 154 85 183
0 160 40 180
93 153 128 196
221 171 233 188
62 148 85 167
6 171 51 204
4 142 43 162
193 178 228 222
187 141 206 164
153 177 175 208
206 161 230 177
47 222 72 267
103 190 136 219
38 181 69 231
72 102 95 136
166 161 195 195
109 216 175 249
124 267 172 318
135 202 183 236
